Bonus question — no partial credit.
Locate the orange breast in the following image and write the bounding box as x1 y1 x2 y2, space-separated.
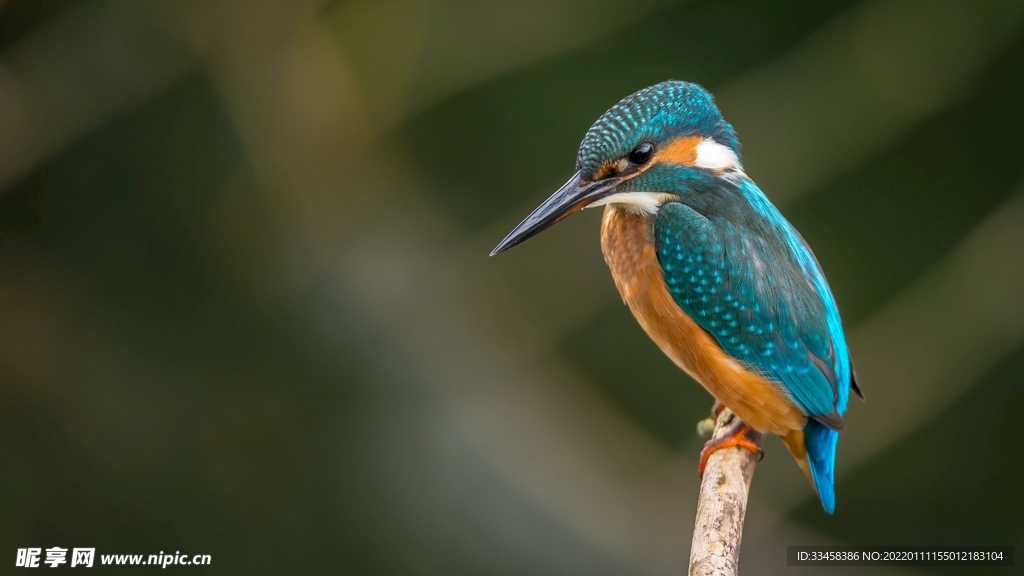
599 205 806 435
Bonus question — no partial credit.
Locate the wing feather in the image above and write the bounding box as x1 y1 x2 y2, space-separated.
655 199 848 423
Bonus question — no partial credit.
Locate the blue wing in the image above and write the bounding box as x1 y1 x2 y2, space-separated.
653 185 852 425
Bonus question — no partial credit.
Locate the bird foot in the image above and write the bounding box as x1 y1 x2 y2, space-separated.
698 418 764 476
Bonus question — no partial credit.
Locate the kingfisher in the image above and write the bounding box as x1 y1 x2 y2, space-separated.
491 80 862 513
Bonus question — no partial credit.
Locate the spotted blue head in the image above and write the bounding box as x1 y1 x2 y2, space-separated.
491 80 743 255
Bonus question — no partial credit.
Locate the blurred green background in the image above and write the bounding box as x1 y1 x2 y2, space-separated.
1 0 1022 574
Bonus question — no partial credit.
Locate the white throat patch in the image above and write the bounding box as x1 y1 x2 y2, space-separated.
586 192 676 214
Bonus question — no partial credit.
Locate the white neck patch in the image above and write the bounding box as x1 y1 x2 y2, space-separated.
694 138 741 172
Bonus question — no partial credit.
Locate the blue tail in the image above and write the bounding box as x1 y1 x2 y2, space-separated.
805 420 839 513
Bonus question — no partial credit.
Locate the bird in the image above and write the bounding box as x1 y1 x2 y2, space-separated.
490 80 862 513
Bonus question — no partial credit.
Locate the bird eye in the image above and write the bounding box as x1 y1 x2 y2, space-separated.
628 142 654 165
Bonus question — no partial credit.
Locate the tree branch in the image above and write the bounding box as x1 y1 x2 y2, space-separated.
688 407 763 576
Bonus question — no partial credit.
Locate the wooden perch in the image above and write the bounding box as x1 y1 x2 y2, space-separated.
688 407 764 576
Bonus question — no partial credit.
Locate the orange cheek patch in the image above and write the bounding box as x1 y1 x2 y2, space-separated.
656 135 702 166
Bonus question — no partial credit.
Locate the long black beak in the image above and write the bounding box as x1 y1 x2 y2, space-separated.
490 171 620 256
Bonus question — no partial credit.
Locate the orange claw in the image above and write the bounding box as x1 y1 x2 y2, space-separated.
698 422 764 476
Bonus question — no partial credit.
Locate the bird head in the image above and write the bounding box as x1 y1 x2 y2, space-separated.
491 80 741 255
